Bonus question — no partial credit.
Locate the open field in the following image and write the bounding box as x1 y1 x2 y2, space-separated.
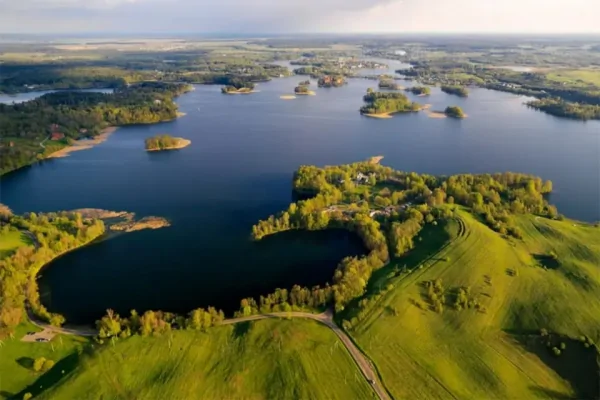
0 229 28 259
350 211 600 399
546 68 600 87
37 319 373 400
0 322 89 400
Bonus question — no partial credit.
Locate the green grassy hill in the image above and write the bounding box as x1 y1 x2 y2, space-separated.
350 211 600 399
37 319 373 400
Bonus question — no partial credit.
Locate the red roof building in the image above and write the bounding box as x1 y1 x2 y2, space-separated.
51 133 65 141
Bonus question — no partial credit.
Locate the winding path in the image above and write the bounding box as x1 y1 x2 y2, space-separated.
29 310 390 400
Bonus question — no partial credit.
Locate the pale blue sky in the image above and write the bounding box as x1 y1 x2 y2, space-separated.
1 0 598 34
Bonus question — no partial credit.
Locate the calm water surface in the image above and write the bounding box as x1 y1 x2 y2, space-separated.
1 72 599 323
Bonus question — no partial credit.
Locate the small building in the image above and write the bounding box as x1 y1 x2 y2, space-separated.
79 128 88 134
51 133 65 141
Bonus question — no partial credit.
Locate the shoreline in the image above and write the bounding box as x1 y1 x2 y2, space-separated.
147 138 191 151
280 95 297 100
46 126 117 159
295 91 316 96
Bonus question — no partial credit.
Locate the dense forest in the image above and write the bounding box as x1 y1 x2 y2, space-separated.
527 98 600 120
0 206 105 332
360 90 422 115
0 82 190 175
441 85 469 97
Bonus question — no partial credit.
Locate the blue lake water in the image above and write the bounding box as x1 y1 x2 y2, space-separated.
0 88 114 104
1 73 598 323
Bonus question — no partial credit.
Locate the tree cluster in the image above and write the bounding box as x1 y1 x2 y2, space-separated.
0 211 105 332
360 91 421 115
527 98 600 120
441 85 469 97
145 134 180 150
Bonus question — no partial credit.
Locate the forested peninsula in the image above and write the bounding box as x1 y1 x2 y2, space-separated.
0 82 191 176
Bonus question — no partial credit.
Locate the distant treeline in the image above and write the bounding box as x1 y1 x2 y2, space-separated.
527 98 600 120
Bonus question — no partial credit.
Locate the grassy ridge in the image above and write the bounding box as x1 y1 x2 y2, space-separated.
40 319 374 400
351 211 600 399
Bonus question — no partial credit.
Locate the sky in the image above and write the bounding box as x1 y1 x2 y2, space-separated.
1 0 599 34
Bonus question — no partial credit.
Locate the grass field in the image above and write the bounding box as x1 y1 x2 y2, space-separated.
546 68 600 87
0 229 29 259
0 322 89 399
351 211 600 399
38 319 374 400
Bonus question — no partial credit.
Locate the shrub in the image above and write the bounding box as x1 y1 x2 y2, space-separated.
33 357 46 372
559 342 566 350
552 347 561 356
23 393 33 400
42 359 55 372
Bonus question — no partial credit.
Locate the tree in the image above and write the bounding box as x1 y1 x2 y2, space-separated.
43 359 55 371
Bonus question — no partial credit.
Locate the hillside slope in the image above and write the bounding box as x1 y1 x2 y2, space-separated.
350 212 600 399
39 319 374 400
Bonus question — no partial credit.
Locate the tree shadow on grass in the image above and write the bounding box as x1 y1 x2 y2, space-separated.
527 386 575 400
532 253 560 270
16 357 34 370
14 351 81 400
233 321 252 339
509 333 599 400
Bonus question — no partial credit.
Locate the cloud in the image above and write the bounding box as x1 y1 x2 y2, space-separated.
0 0 598 33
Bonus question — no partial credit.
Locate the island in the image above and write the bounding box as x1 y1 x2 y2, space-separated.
294 84 316 95
298 80 310 86
317 75 346 88
526 98 600 120
221 82 256 94
360 90 422 118
444 106 467 118
378 79 402 90
145 134 191 151
405 86 431 96
441 85 469 97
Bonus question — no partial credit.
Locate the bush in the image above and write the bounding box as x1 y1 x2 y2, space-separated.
43 359 55 372
23 393 33 400
33 357 46 372
559 342 566 350
552 347 561 356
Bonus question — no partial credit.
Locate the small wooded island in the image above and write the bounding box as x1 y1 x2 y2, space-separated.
445 106 467 118
318 75 346 88
441 85 469 97
360 89 422 118
221 82 256 94
294 83 316 95
378 80 402 90
406 86 431 96
145 134 191 151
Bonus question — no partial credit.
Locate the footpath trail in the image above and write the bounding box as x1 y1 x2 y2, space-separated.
29 310 390 400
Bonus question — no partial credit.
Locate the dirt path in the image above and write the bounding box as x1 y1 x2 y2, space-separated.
29 310 390 399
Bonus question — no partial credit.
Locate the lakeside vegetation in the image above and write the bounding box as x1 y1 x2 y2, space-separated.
360 90 421 116
445 105 466 118
378 80 402 90
0 205 106 330
0 82 190 175
526 97 600 120
317 75 346 88
441 85 469 97
294 84 315 95
144 134 190 151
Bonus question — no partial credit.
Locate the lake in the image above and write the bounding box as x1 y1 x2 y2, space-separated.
1 72 599 323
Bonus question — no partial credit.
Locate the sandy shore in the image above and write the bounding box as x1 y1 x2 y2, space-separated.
177 111 187 118
280 95 297 100
426 111 448 119
296 91 316 96
368 155 384 164
46 127 117 159
147 138 191 152
362 113 393 119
